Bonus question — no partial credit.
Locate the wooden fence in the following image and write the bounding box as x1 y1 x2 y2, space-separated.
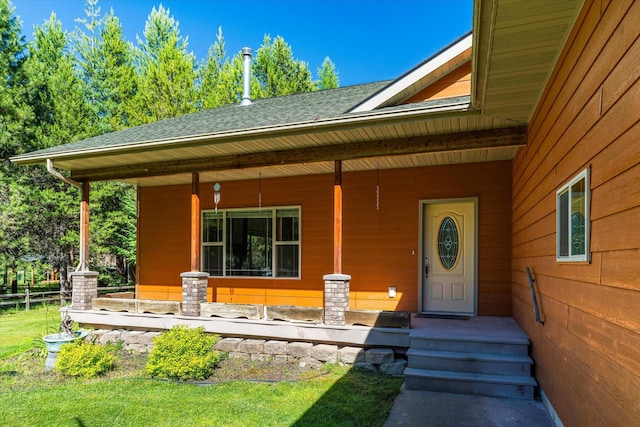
0 285 135 310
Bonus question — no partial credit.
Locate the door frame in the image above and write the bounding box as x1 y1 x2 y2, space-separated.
418 197 478 315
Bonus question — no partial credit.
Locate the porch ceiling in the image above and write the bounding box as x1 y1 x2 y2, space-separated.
472 0 585 123
71 113 525 186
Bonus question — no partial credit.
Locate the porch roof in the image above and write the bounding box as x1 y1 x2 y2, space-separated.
10 0 584 187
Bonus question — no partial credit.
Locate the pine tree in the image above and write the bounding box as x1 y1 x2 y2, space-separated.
75 1 137 132
22 13 97 291
317 56 339 90
0 0 33 286
129 5 197 124
254 35 316 98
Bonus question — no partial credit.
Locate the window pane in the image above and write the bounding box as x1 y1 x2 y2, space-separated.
277 209 299 241
203 212 223 243
570 178 586 256
438 216 459 270
277 244 299 277
558 191 569 257
203 246 223 276
227 215 272 276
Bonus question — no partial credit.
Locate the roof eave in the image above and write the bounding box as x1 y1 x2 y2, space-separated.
11 97 474 167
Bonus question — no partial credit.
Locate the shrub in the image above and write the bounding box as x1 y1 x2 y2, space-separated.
145 326 220 381
56 340 115 378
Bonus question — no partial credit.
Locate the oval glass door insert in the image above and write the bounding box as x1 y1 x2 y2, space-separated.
438 216 459 269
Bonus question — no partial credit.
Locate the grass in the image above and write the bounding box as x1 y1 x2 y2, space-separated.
0 306 403 427
0 304 62 358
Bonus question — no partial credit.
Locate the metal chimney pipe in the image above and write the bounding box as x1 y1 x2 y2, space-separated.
241 47 252 105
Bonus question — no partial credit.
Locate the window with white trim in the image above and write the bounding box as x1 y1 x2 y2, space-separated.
202 207 300 277
556 168 590 262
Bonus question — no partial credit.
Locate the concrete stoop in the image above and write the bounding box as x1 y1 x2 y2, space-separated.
405 329 537 400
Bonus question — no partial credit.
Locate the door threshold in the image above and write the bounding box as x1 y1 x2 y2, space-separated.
416 313 470 320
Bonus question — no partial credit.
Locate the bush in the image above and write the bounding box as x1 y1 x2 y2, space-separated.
145 326 220 381
56 340 115 378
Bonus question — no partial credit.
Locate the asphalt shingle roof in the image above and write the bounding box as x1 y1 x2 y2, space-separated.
18 81 392 159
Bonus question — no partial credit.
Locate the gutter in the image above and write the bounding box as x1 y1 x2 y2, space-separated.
46 159 86 272
46 159 82 189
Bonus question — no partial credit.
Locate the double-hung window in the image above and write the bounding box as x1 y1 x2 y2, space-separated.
202 207 300 277
556 168 590 262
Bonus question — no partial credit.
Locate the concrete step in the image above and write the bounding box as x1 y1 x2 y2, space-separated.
404 367 537 400
409 335 529 356
407 348 533 376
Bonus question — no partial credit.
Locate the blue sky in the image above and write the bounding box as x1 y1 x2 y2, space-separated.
11 0 472 87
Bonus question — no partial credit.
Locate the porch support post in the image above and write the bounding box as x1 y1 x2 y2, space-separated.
323 273 351 326
324 160 349 326
79 181 90 272
182 172 208 316
71 271 98 310
190 172 201 272
333 160 342 274
71 181 97 310
181 272 208 317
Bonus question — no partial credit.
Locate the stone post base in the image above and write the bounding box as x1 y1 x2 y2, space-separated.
181 272 209 316
323 273 351 326
71 271 98 310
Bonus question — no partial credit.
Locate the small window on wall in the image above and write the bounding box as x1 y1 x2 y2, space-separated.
557 168 590 262
202 207 300 278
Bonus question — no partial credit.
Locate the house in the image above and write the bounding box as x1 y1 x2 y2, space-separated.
11 0 640 425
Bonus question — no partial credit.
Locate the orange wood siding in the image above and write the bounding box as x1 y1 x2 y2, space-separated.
512 1 640 425
403 61 471 103
138 161 512 315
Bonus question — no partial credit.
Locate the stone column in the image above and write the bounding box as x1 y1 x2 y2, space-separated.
181 272 209 316
323 273 351 326
71 271 98 310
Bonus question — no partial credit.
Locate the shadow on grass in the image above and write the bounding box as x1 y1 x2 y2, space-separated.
292 366 403 427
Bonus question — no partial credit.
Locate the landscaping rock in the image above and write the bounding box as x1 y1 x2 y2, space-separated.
239 339 265 354
311 344 338 363
215 337 244 352
287 341 312 358
365 348 395 364
264 340 288 355
379 359 407 376
339 346 365 364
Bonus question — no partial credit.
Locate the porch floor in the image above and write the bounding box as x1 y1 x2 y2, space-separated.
409 315 530 343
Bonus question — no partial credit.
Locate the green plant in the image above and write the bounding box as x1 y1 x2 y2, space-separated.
56 340 116 378
145 325 220 380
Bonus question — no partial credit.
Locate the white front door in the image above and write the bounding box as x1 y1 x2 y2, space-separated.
421 200 476 315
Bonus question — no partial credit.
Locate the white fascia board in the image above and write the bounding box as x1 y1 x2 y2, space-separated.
350 33 473 114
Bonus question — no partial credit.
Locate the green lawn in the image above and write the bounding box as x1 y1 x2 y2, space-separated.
0 304 62 358
0 306 403 426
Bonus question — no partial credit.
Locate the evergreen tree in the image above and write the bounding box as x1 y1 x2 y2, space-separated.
22 13 96 291
0 0 31 161
0 0 33 286
254 35 316 98
75 1 137 132
317 56 339 90
129 5 197 124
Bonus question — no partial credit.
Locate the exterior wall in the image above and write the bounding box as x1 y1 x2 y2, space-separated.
512 1 640 425
403 61 471 103
138 160 512 315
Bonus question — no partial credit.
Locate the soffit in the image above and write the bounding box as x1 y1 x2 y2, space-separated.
123 145 521 187
473 0 585 123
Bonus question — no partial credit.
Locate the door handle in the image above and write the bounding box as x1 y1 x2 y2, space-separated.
424 256 429 277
